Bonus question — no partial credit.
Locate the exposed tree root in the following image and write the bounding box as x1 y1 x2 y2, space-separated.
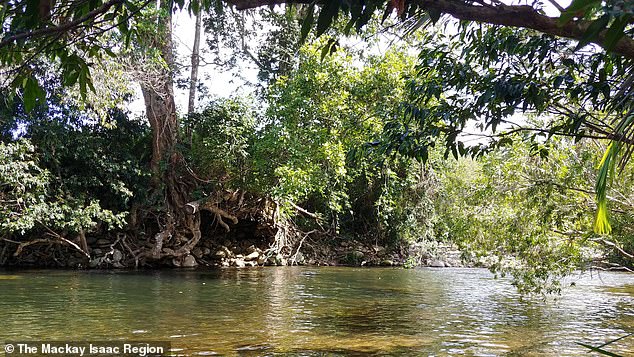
7 222 91 260
0 187 331 268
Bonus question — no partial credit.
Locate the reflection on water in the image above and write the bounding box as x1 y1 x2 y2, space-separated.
0 267 633 356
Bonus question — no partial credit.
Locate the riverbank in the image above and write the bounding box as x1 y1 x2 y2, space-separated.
0 230 472 269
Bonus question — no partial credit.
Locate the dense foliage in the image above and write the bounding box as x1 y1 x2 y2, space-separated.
433 136 632 293
0 86 149 264
0 0 633 293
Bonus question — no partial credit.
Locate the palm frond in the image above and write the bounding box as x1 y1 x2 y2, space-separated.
593 68 634 234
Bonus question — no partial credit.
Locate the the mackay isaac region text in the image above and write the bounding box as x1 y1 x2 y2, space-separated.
3 341 170 356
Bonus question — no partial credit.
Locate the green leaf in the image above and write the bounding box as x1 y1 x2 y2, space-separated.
566 0 599 12
343 18 355 35
22 76 45 112
320 40 332 60
315 0 339 37
603 15 629 51
62 54 83 86
594 141 620 234
428 8 441 24
190 0 200 14
300 3 315 43
560 0 600 23
574 14 610 51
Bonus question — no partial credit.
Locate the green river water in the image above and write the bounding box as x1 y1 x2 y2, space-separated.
0 267 633 356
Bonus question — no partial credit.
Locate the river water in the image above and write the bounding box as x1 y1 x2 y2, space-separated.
0 267 632 356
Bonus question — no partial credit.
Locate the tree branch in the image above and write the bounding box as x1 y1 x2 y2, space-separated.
227 0 310 10
0 0 124 49
416 0 634 60
224 0 634 60
592 237 634 260
289 201 321 220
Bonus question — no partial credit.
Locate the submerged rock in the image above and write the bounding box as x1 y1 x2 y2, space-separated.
182 255 198 268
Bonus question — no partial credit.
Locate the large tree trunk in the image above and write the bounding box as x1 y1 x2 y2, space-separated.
142 83 178 184
139 1 192 211
141 0 177 182
138 2 201 264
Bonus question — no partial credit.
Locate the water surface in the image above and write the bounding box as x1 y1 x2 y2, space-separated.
0 267 632 356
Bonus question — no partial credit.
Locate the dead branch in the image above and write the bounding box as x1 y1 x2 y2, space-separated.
35 223 91 259
185 200 201 215
121 235 140 268
592 238 634 260
214 204 235 222
590 264 634 273
105 234 123 258
290 229 317 265
553 229 585 236
14 238 51 256
238 190 246 207
289 201 321 220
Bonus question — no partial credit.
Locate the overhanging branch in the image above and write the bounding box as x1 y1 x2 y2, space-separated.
0 0 125 49
224 0 634 60
417 0 634 60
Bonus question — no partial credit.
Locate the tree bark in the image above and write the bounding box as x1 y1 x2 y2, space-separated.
139 0 196 245
140 0 178 182
225 0 634 60
188 12 202 116
136 1 208 265
141 82 178 183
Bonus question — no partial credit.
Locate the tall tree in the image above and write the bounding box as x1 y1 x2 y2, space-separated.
188 12 203 116
1 0 632 237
